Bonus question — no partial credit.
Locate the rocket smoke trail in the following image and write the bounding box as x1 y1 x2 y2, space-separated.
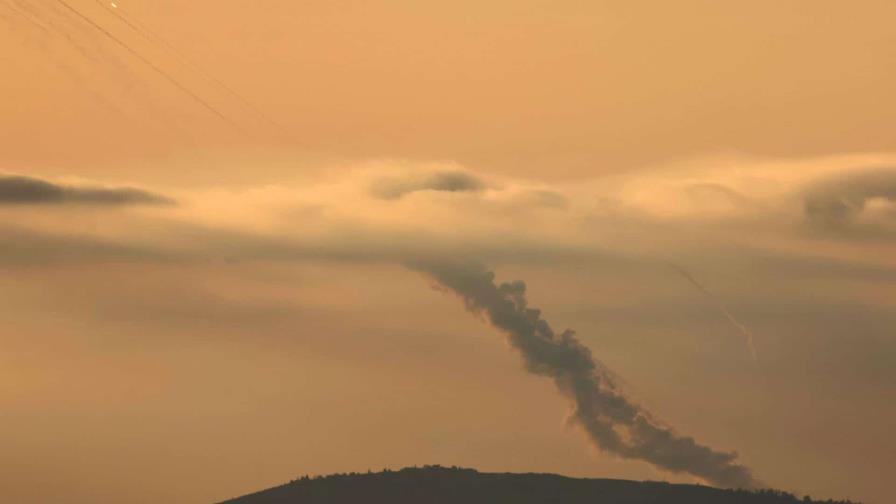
53 0 244 132
669 264 759 365
413 260 756 489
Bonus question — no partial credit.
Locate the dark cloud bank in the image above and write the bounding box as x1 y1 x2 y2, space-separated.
371 170 485 200
414 260 756 489
803 168 896 227
0 175 173 206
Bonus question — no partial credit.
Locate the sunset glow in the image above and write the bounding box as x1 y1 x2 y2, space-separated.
1 2 892 504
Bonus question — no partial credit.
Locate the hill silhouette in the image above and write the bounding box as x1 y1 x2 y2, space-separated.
217 465 859 504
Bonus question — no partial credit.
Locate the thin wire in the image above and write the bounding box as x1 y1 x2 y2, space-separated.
16 0 103 62
94 0 286 133
53 0 245 133
3 0 51 33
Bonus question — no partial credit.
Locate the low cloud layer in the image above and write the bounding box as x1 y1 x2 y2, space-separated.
371 169 486 200
803 167 896 228
1 154 894 502
7 155 896 279
0 175 173 206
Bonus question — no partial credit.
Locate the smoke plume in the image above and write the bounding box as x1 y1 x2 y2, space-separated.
414 259 756 489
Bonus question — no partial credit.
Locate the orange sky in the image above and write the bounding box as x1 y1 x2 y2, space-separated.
3 0 895 180
1 2 894 503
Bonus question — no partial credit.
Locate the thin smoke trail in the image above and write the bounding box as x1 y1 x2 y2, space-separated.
668 264 759 365
53 0 245 133
413 259 757 489
93 0 286 133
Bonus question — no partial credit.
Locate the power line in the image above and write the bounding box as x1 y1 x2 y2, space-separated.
3 0 51 33
94 0 286 133
15 0 103 63
53 0 245 133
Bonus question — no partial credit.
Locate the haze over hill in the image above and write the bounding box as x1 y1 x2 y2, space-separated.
2 2 894 503
218 466 860 504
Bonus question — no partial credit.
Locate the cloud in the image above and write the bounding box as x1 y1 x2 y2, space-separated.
802 167 896 228
8 156 896 280
0 226 175 266
4 155 896 500
371 169 486 200
0 174 174 206
515 189 569 209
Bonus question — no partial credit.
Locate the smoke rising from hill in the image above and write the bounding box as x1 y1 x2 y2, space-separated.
414 260 756 489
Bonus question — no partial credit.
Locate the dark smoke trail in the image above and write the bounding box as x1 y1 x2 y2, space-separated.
413 260 756 489
53 0 245 133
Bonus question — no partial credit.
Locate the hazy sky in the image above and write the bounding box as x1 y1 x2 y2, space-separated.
1 1 894 503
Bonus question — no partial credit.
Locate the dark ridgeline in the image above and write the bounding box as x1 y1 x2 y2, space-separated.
217 465 859 504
